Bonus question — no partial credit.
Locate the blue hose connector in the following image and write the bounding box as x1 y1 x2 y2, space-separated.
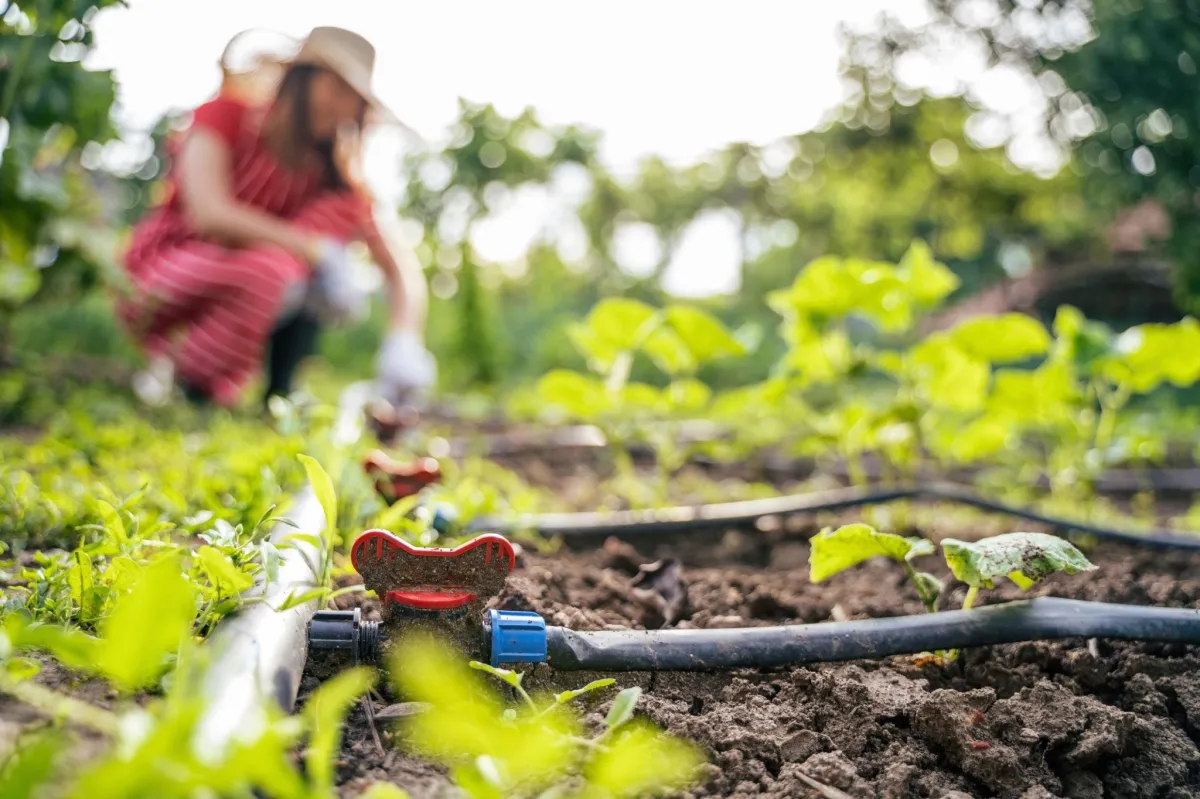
487 609 547 666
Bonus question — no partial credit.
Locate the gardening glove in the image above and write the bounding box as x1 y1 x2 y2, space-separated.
375 328 437 404
304 238 369 325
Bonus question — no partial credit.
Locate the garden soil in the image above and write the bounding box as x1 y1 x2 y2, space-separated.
319 515 1200 799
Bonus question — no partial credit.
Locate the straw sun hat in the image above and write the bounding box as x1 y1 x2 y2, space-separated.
219 26 412 134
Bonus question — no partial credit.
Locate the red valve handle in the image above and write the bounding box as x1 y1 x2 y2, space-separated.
364 451 442 503
350 530 516 612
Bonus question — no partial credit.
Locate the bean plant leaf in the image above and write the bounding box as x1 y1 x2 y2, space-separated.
1052 305 1116 373
605 686 641 730
641 326 696 377
297 455 337 539
948 313 1051 363
908 336 989 412
535 370 610 419
898 239 959 306
664 305 746 365
941 533 1096 590
1103 318 1200 394
98 553 196 692
664 378 711 413
809 524 936 583
571 298 660 370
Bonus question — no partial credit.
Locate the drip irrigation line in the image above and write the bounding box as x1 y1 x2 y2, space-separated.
544 597 1200 671
470 482 1200 550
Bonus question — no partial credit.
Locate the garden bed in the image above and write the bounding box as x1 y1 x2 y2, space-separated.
324 514 1200 799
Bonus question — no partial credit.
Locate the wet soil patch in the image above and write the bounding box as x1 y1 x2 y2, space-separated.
318 522 1200 798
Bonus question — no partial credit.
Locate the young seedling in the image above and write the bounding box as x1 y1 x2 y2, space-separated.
390 637 703 799
809 524 943 612
810 526 1097 664
940 531 1096 661
941 532 1097 611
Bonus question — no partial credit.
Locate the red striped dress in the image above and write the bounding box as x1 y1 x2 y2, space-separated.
118 95 372 406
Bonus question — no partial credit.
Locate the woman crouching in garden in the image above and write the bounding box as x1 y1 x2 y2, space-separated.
118 26 434 408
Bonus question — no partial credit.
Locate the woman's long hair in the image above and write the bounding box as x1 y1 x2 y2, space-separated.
262 64 371 199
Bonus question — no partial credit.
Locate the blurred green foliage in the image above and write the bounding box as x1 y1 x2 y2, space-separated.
0 0 127 353
840 0 1200 307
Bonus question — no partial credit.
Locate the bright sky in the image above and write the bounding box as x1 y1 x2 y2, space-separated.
88 0 934 297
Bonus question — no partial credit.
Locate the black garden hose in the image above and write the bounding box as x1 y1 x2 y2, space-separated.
544 597 1200 671
470 482 1200 550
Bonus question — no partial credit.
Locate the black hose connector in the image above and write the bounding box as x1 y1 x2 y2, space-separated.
544 597 1200 671
308 609 382 664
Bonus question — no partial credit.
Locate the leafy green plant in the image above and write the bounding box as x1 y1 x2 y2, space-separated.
763 240 960 487
0 571 377 799
1 0 127 355
809 524 941 612
532 297 746 506
810 525 1095 660
941 532 1098 610
390 634 705 798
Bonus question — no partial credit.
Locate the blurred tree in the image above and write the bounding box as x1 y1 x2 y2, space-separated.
837 0 1200 307
0 0 125 356
398 99 601 387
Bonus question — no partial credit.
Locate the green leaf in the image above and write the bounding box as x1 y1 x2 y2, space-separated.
604 686 641 730
948 313 1051 363
260 542 281 584
66 549 93 609
297 454 337 539
585 720 704 798
98 553 196 692
468 660 524 690
912 572 944 611
94 500 128 548
640 326 696 376
1104 318 1200 393
554 678 615 706
664 305 746 364
393 637 574 785
1052 304 1116 373
196 545 254 597
372 493 423 532
302 666 376 794
941 533 1097 590
664 378 711 413
4 656 41 682
809 524 936 583
275 587 329 611
535 370 610 419
908 335 989 412
898 239 959 306
0 730 63 799
8 620 100 673
988 360 1078 425
586 298 658 351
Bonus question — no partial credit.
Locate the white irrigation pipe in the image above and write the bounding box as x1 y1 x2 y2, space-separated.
194 384 371 758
